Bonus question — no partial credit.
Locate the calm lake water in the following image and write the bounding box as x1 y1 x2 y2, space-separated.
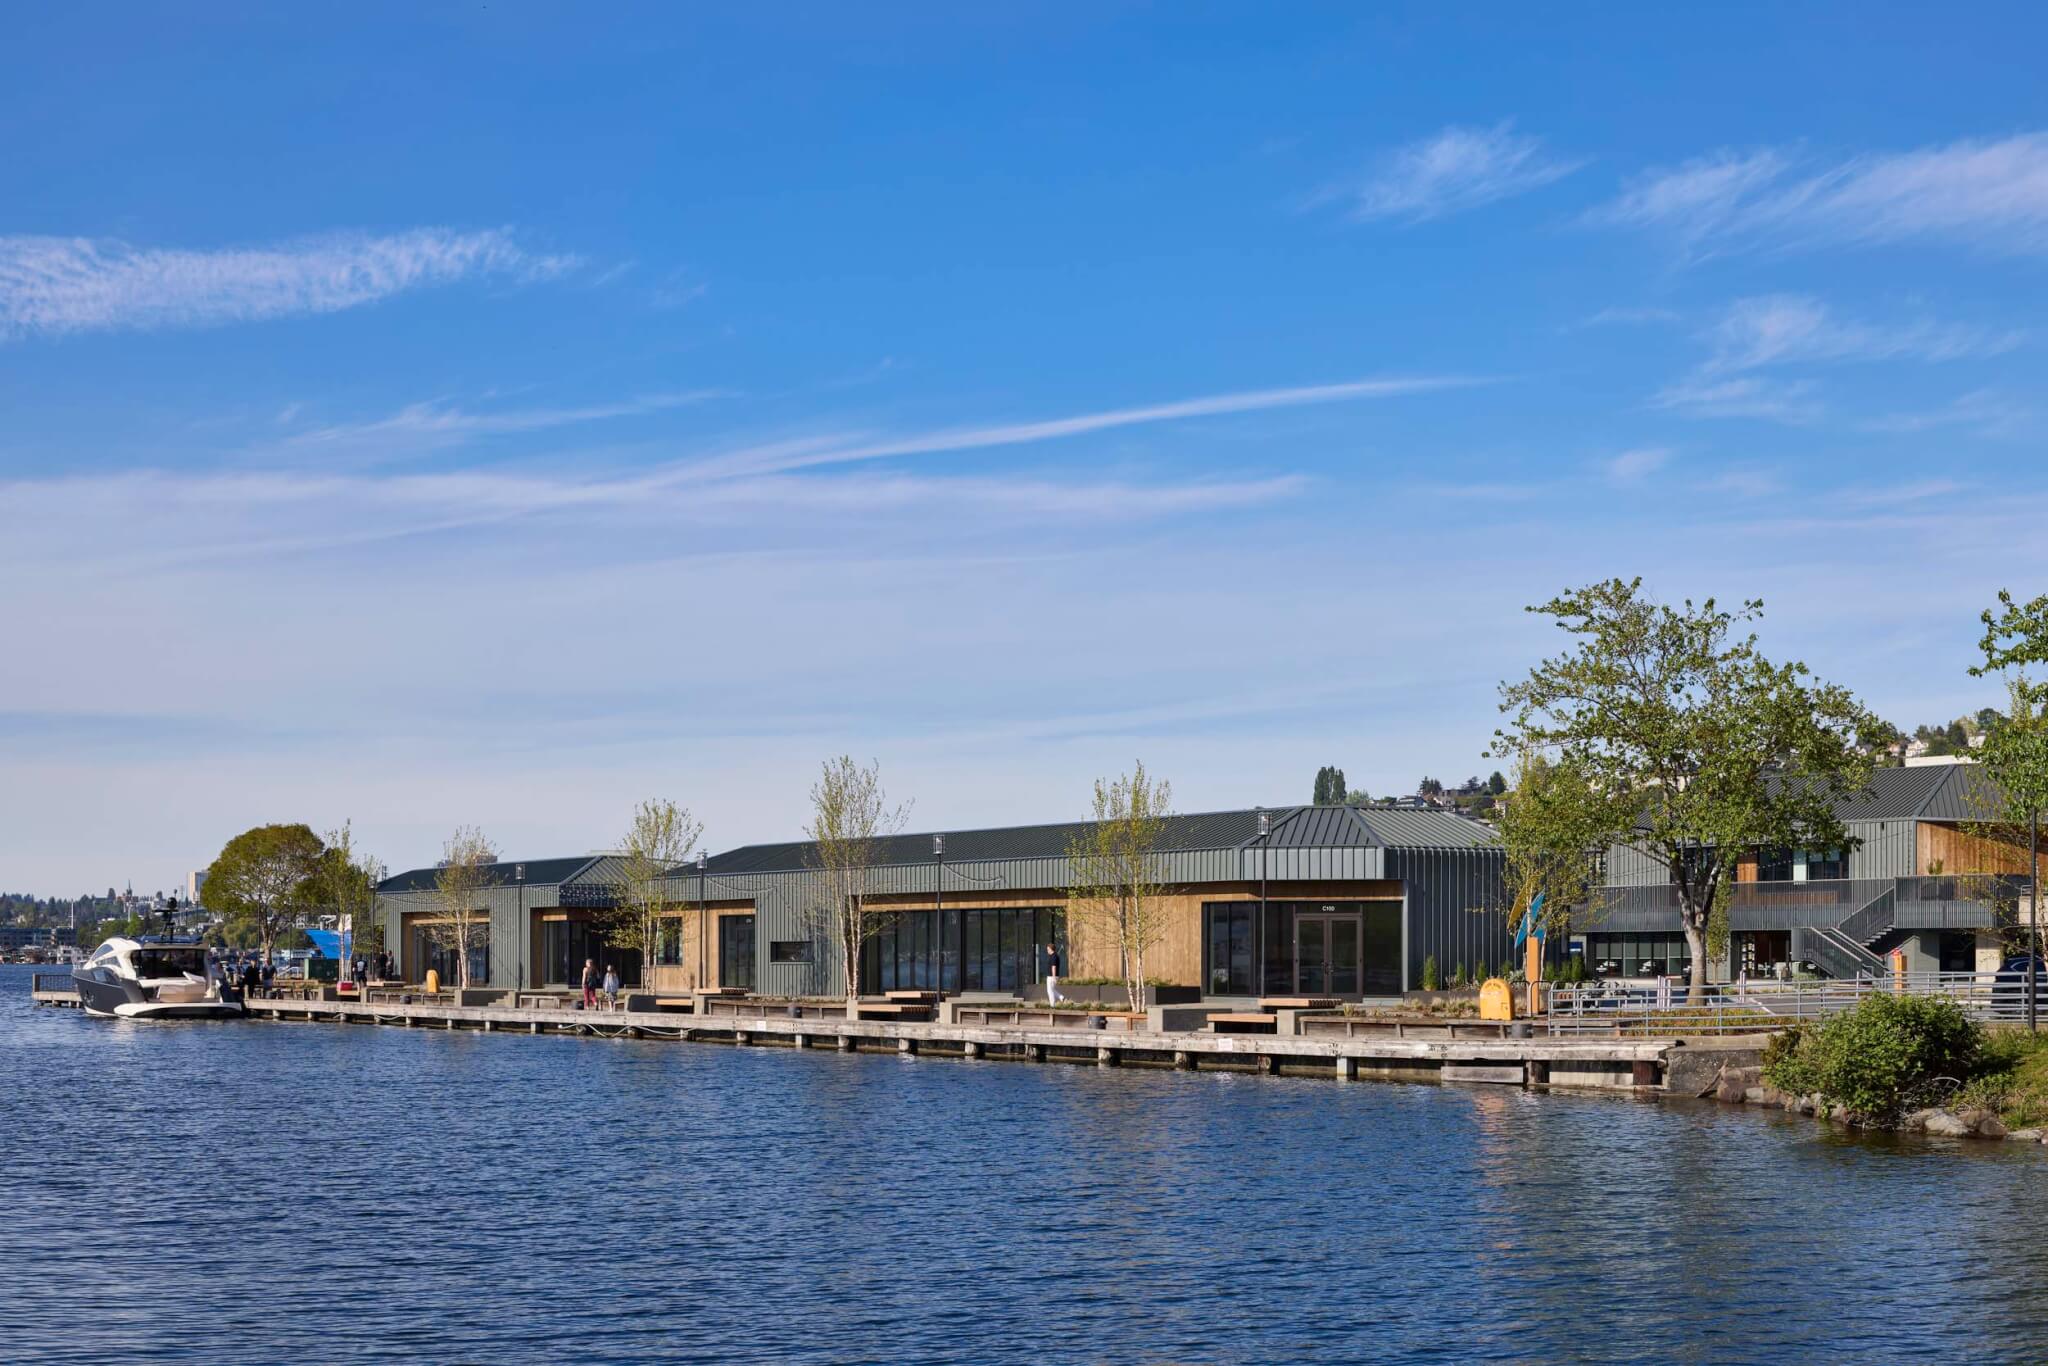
5 963 2048 1363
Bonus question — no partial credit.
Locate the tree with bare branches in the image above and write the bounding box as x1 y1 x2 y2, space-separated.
601 798 704 987
430 826 497 990
1065 762 1174 1016
803 757 910 1006
317 819 387 970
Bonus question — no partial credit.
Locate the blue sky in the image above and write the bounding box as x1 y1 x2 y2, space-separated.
5 4 2047 893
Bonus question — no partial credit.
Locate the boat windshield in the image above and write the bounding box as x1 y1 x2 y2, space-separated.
130 948 207 979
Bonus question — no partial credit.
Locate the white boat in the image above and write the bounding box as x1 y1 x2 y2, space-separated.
72 937 244 1020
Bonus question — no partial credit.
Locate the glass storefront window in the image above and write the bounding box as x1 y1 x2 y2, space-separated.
860 908 1061 994
541 919 641 989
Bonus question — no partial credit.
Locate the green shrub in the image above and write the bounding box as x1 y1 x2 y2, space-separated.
1473 959 1489 983
1761 994 1982 1124
1421 955 1440 991
1449 963 1465 988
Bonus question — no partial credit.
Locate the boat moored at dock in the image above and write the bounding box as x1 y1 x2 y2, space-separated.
72 938 243 1020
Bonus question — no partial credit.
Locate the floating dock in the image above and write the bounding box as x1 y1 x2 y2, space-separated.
31 982 1703 1090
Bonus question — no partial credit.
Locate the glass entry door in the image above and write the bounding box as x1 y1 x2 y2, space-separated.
1295 914 1361 996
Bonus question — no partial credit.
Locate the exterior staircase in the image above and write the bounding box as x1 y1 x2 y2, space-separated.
1791 885 1895 979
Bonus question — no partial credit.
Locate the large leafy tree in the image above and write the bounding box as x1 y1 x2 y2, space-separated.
204 823 327 964
1969 591 2048 1029
1497 748 1608 952
1493 579 1880 1001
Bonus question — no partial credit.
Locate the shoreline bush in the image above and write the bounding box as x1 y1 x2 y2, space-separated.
1763 994 1981 1125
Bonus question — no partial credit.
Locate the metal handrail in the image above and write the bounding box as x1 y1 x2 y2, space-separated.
1547 970 2043 1033
1835 885 1896 948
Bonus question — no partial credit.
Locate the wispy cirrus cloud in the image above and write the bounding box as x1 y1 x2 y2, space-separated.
1591 132 2048 256
1604 446 1671 482
0 228 580 340
275 391 722 464
1650 375 1824 424
6 374 1458 567
1325 121 1583 223
1860 389 2033 438
1699 295 2022 374
678 374 1483 480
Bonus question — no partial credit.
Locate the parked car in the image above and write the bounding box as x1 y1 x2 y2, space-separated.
1992 955 2045 1013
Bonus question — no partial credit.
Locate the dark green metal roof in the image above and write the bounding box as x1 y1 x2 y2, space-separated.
688 803 1495 877
1841 762 2006 823
377 855 601 895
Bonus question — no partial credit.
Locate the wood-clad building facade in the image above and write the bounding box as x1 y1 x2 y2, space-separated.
376 804 1508 1001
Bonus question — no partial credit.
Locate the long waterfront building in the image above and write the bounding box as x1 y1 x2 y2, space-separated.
376 804 1508 1001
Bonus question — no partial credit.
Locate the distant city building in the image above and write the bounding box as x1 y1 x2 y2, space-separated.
186 870 208 902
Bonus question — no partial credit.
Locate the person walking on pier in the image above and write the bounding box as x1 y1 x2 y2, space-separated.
581 958 598 1010
602 964 621 1011
1043 941 1063 1007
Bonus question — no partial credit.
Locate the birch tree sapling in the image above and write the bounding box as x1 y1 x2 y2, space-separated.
318 820 386 971
1065 762 1174 1015
203 823 326 967
1492 579 1879 1003
803 757 910 1006
431 826 497 991
603 798 704 988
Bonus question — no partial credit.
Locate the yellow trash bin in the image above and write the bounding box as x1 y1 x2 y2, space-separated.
1478 977 1514 1021
425 967 440 995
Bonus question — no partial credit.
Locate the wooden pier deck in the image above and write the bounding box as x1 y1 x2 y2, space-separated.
29 981 1680 1088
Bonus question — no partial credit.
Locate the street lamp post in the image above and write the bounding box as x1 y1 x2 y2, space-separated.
696 852 708 992
1256 809 1270 1000
933 834 946 996
514 863 526 995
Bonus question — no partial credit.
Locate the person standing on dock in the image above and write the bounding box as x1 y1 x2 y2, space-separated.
581 958 598 1010
1043 941 1063 1006
602 964 621 1011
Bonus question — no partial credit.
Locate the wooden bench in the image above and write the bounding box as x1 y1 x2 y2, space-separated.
1258 997 1340 1011
1207 1011 1278 1034
652 997 696 1012
856 1001 935 1021
884 990 939 1003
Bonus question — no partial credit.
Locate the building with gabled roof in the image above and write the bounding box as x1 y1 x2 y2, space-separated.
376 803 1509 1001
1586 763 2030 982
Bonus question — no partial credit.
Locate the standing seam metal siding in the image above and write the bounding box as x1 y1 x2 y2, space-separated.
1385 846 1514 989
1847 820 1918 879
379 879 575 988
1604 843 1667 887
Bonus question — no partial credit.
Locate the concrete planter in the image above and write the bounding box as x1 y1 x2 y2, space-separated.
1057 983 1203 1009
1403 987 1481 1007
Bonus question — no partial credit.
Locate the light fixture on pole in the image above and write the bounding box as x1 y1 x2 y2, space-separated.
933 834 946 996
515 863 526 994
1256 809 1270 1001
696 851 708 992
